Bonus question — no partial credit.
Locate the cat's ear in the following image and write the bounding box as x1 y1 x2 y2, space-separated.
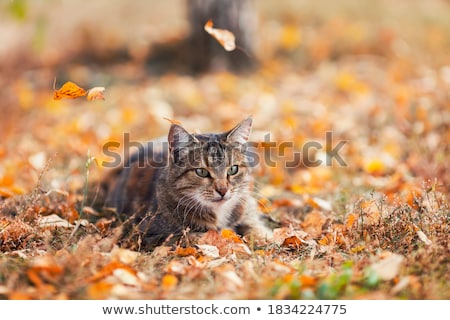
226 117 253 144
168 124 198 151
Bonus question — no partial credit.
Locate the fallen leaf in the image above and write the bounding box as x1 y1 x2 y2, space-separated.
282 235 303 249
221 229 243 243
416 230 432 245
312 197 333 211
111 247 140 264
165 260 187 275
273 227 308 246
204 19 236 51
346 213 357 228
112 268 139 286
87 281 113 299
370 253 405 281
86 261 137 283
391 276 412 295
161 274 178 290
196 244 220 258
39 214 73 228
53 81 87 100
86 87 106 101
231 243 252 256
175 246 197 257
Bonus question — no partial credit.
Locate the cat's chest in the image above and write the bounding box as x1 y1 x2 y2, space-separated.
214 198 241 229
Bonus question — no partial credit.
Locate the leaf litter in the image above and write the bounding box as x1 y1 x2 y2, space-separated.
0 1 449 300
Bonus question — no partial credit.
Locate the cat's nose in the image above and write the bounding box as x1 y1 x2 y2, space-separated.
215 185 228 198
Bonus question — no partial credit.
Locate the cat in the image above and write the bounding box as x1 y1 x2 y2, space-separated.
98 117 272 250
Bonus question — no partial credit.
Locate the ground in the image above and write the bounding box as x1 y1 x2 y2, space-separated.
0 0 448 299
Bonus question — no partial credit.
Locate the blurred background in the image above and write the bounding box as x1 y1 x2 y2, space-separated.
0 0 449 197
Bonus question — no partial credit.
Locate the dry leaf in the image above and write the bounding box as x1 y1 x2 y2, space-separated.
111 247 139 264
273 227 308 246
282 235 304 248
175 246 197 257
370 253 405 281
112 268 139 286
39 214 73 228
86 261 137 283
165 260 187 275
416 230 432 245
204 19 236 51
86 87 106 101
221 229 243 243
53 81 87 100
161 274 178 290
196 244 220 258
346 213 357 228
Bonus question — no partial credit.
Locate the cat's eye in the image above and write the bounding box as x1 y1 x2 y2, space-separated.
195 168 210 178
227 165 239 176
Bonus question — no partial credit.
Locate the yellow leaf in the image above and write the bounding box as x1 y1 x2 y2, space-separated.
364 159 385 175
318 236 329 245
204 19 236 51
280 24 301 50
350 245 365 253
335 72 367 93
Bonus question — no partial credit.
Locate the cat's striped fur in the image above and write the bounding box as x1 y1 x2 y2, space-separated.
99 117 271 250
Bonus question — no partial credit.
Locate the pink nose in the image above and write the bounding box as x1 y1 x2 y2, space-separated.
215 185 228 197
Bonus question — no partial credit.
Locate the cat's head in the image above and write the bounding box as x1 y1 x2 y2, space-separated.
166 117 254 210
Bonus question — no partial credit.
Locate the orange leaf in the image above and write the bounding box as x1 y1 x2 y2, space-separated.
53 81 87 100
161 274 178 290
204 19 236 51
221 229 243 243
175 246 197 257
299 274 317 288
318 236 329 245
346 213 357 228
87 281 113 299
86 87 106 101
282 235 303 248
86 261 136 283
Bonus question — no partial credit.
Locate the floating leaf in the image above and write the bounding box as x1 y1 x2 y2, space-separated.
53 81 87 100
86 87 106 101
204 19 236 51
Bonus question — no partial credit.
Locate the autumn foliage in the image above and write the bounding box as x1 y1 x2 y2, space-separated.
0 1 449 300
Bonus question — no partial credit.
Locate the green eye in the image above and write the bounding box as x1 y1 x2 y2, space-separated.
195 168 210 178
227 165 239 176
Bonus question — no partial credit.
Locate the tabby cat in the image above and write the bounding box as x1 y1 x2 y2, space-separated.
99 117 271 250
